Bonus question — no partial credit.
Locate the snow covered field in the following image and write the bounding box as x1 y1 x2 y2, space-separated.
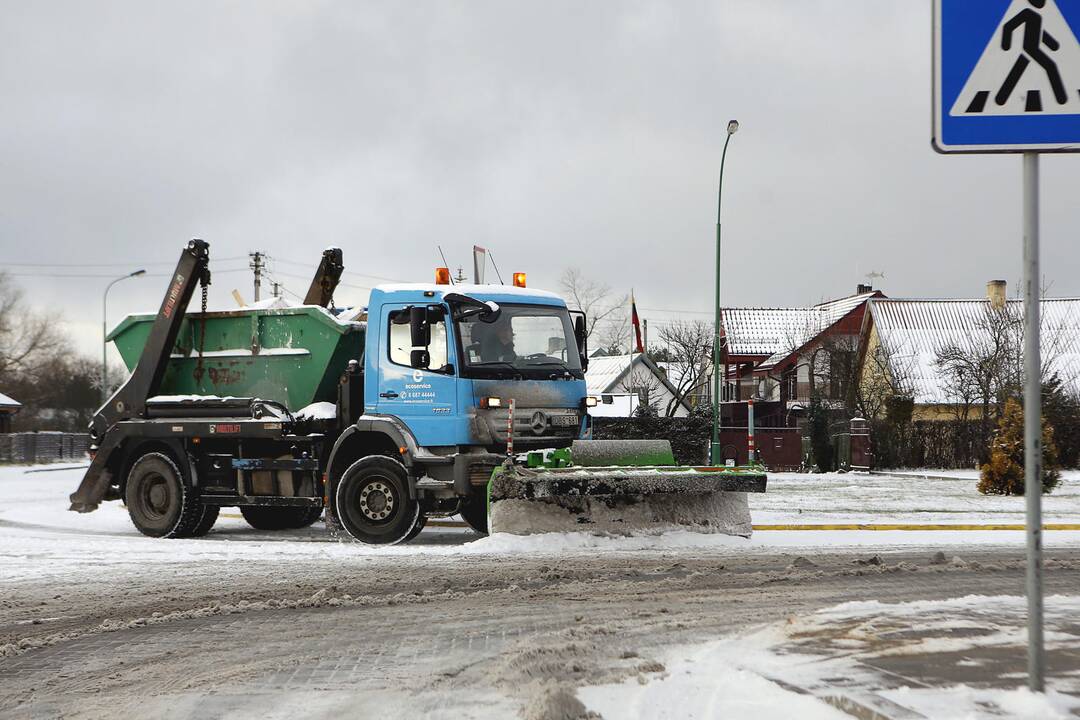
2 465 1078 587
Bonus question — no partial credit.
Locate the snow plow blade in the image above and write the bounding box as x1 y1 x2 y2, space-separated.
487 441 766 537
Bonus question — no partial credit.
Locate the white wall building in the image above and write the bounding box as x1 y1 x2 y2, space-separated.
585 354 690 418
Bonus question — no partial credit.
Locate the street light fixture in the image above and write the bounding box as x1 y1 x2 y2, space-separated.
102 269 146 404
711 120 739 466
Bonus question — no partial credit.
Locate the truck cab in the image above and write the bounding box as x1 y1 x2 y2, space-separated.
327 281 593 542
367 284 589 451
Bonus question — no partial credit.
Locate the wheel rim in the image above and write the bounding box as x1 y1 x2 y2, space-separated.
141 473 171 519
357 477 396 523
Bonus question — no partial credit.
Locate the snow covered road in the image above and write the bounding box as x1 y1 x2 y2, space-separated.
1 464 1079 719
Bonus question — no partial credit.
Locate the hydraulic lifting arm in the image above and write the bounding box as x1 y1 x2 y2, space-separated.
70 239 211 512
303 247 344 307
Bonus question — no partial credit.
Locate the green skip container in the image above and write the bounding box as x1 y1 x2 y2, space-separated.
108 306 365 410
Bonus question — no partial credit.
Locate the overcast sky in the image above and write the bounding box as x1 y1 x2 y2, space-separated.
2 1 1079 363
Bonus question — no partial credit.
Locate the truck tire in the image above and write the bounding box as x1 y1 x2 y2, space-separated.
403 514 427 542
460 494 489 535
125 452 207 538
335 456 419 545
240 506 323 530
187 505 220 537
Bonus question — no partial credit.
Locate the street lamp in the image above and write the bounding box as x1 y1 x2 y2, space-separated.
102 269 146 404
711 119 739 466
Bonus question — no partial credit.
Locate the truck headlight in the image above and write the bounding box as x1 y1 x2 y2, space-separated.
583 396 598 408
480 397 503 409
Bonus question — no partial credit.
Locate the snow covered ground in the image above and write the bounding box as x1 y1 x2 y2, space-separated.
3 464 1080 719
580 594 1080 719
2 465 1079 586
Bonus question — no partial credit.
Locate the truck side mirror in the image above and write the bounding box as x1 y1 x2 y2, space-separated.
410 349 431 369
571 311 588 372
409 306 431 347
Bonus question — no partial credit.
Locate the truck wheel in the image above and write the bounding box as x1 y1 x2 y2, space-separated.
186 505 220 537
335 456 419 545
240 506 323 530
403 514 427 542
460 494 489 535
125 452 205 538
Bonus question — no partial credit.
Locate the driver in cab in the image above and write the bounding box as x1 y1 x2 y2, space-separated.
477 321 516 362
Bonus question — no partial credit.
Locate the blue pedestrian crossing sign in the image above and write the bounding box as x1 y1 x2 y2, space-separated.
934 0 1080 152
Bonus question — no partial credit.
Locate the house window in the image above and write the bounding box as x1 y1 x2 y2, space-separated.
782 368 797 401
829 350 854 400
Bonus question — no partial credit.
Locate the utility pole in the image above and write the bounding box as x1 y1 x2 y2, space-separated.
272 282 281 299
249 252 264 302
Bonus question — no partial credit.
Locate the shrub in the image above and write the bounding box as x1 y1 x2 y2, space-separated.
807 396 834 472
978 397 1061 495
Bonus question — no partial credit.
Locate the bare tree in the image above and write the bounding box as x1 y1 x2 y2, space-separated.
935 304 1024 433
0 272 61 381
935 300 1071 452
616 363 664 415
655 320 711 416
856 336 916 421
559 268 628 352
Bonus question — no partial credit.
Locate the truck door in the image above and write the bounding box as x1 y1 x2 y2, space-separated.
375 304 459 446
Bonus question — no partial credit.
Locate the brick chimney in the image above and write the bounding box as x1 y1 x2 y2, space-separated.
987 280 1007 309
856 283 872 294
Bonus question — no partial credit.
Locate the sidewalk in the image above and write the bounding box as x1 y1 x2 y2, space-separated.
579 581 1080 719
767 588 1080 718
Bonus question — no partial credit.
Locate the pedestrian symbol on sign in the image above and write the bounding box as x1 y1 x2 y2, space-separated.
950 0 1080 116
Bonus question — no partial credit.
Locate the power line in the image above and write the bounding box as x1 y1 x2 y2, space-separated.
267 256 404 283
639 306 713 316
0 255 248 268
267 268 375 292
5 269 250 279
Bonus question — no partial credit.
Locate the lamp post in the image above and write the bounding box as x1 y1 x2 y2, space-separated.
711 119 739 466
102 269 146 404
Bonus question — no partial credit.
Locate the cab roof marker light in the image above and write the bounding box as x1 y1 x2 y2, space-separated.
435 267 452 285
512 272 526 288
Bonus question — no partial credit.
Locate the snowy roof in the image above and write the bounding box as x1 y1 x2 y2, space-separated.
372 283 564 303
585 354 692 412
867 298 1080 404
0 392 20 409
722 291 879 358
585 354 645 393
656 361 688 389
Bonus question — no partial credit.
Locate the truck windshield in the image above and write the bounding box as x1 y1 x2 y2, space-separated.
457 304 582 378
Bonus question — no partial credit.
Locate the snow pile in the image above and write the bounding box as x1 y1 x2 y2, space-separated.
464 529 750 554
295 401 337 420
489 491 752 537
579 594 1080 720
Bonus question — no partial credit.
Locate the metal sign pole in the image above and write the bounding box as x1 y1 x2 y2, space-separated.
1022 150 1044 692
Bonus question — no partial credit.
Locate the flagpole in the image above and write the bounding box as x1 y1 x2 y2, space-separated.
629 289 635 416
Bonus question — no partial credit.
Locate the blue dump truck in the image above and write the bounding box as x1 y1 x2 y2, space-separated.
70 241 765 544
